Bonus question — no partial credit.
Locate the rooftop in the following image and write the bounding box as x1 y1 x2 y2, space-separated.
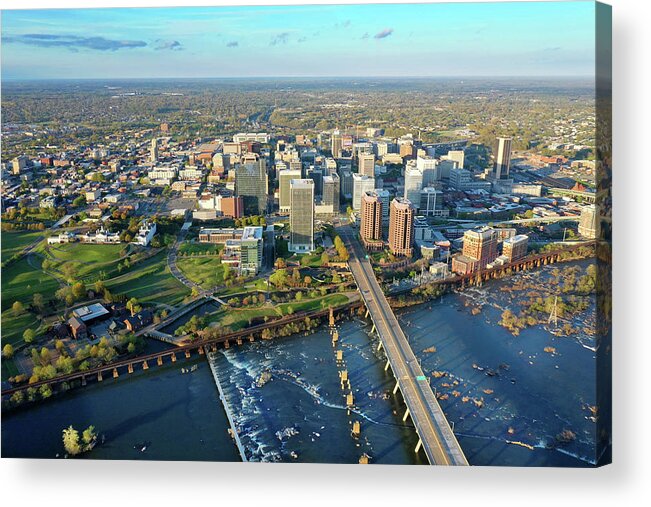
72 303 109 322
242 226 263 240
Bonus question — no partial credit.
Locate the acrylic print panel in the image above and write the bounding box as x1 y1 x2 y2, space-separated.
0 1 611 467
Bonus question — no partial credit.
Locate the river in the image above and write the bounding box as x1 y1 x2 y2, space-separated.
2 260 603 466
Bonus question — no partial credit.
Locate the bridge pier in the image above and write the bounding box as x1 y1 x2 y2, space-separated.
113 368 119 379
370 322 376 334
171 352 177 363
346 393 354 407
237 337 243 346
415 439 423 454
128 363 133 374
377 340 383 352
81 376 86 386
352 420 361 438
185 350 191 358
97 371 103 382
384 359 391 372
198 346 205 355
393 381 400 395
142 360 149 370
402 407 410 422
157 356 163 366
249 335 255 343
224 340 230 349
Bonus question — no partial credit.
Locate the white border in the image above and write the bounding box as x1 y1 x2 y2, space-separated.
1 0 650 505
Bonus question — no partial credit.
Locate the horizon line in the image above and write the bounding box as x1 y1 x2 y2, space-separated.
2 74 596 82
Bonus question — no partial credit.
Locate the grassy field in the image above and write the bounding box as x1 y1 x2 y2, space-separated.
106 250 190 307
178 242 223 255
287 252 324 267
176 256 230 289
1 231 44 259
1 255 59 347
204 293 349 331
1 357 20 381
41 243 127 282
1 257 59 311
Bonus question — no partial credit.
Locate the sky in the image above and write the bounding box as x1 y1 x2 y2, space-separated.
0 1 597 80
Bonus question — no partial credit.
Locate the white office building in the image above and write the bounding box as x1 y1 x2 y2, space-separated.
279 168 302 212
416 156 439 186
404 163 423 206
352 173 375 210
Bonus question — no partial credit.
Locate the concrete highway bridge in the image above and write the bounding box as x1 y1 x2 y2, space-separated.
339 225 468 466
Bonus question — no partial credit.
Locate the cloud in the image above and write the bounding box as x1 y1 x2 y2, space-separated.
226 41 239 47
297 37 307 43
153 39 183 51
374 28 394 39
2 33 147 51
270 32 290 46
361 32 369 39
334 20 351 29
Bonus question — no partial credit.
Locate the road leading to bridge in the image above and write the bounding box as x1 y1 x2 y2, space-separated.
339 225 468 466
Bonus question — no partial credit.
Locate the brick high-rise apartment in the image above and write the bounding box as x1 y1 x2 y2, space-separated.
451 226 498 274
360 192 383 251
388 198 414 257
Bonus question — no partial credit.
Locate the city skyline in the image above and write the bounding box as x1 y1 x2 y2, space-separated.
1 1 597 80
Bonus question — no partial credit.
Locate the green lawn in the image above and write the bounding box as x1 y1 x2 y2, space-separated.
204 293 349 331
1 357 20 382
277 293 348 314
176 256 230 289
42 243 127 282
1 257 59 311
0 308 50 348
1 256 59 347
287 252 324 267
178 242 223 255
106 250 190 307
1 231 44 259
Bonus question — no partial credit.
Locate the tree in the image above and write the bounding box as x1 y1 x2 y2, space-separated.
82 426 97 447
33 293 45 314
320 252 329 266
62 425 82 456
62 262 78 282
71 281 86 300
269 268 288 288
23 328 36 344
2 343 14 359
12 301 24 315
126 297 141 317
94 280 106 294
40 347 51 366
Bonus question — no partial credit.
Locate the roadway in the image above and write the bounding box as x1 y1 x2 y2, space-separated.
338 225 468 466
